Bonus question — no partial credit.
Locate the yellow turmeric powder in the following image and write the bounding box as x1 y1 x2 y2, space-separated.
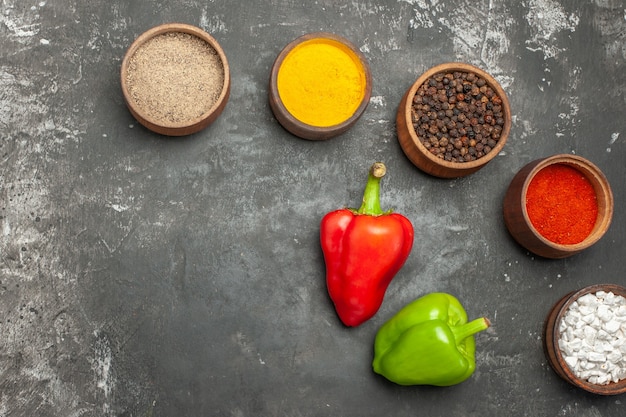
277 38 367 127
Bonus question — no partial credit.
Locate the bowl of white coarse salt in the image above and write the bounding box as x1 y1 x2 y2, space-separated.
544 284 626 395
121 23 230 136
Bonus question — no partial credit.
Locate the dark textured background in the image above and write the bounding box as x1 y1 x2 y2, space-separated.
1 0 625 416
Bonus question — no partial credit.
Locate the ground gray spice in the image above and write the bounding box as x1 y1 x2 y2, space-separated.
126 31 225 126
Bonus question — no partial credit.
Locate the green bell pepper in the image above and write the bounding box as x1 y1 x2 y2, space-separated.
372 292 490 386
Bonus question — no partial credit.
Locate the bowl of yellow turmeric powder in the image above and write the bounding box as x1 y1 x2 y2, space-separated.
269 32 372 140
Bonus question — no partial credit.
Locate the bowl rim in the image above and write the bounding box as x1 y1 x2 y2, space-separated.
518 154 614 251
268 31 372 140
400 62 511 170
546 284 626 395
120 22 231 133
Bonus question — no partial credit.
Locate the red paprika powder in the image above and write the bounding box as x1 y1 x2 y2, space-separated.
525 163 598 245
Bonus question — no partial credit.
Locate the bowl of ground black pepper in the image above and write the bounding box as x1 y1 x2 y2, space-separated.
503 154 613 259
269 32 372 140
397 62 511 178
544 284 626 395
121 23 230 136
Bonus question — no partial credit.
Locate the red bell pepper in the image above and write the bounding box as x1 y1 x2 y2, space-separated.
320 162 414 327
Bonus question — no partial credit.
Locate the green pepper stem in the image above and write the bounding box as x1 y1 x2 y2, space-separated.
451 317 491 342
356 162 387 216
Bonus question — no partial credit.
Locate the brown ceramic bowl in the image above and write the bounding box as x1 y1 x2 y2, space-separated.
121 23 230 136
269 32 372 140
544 284 626 395
503 154 613 259
397 62 511 178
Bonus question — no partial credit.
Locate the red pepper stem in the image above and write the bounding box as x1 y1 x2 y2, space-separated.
356 162 387 216
451 317 491 342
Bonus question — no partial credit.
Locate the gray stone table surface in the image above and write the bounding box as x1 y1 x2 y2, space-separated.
1 0 625 416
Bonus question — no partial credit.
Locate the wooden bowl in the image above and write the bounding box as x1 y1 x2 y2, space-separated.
269 32 372 140
503 154 613 259
396 62 511 178
544 284 626 395
121 23 230 136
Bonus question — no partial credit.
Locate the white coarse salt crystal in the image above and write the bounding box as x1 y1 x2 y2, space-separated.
604 320 621 334
593 341 613 353
587 351 606 362
597 304 613 322
604 292 620 306
611 371 620 383
604 292 616 304
569 338 582 351
561 341 573 357
612 336 625 347
592 317 602 329
579 305 595 316
578 294 598 307
573 327 584 339
583 326 597 345
565 326 575 342
565 355 578 369
582 314 596 324
565 310 580 326
607 351 622 363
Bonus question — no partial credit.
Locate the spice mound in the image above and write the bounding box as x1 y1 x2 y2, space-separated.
558 291 626 385
526 164 598 245
411 71 506 163
125 31 225 127
277 38 367 127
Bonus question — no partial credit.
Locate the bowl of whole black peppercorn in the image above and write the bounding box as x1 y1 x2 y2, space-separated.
397 63 511 178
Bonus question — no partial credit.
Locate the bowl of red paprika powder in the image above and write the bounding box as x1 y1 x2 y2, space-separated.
269 32 372 140
396 62 511 178
503 154 613 259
